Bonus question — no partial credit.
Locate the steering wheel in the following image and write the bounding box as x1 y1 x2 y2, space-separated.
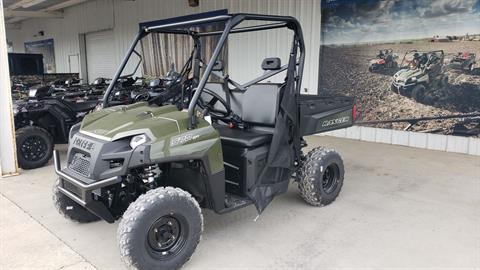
196 88 231 119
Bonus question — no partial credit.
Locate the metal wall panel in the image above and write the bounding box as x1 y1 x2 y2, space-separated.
321 126 480 156
6 0 320 93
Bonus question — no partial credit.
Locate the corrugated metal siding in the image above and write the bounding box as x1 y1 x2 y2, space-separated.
321 126 480 156
6 0 320 93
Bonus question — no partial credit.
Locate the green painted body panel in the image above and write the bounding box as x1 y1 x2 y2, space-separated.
79 103 224 174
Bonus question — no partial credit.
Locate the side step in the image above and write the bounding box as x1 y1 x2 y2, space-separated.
218 193 253 214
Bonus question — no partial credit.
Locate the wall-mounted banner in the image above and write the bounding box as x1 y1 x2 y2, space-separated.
319 0 480 137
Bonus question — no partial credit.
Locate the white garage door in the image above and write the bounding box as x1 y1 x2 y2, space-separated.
85 30 115 83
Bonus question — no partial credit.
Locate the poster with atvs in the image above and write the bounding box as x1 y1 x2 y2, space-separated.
319 0 480 137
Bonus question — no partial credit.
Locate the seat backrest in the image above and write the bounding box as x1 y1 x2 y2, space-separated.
203 82 244 117
203 82 282 126
242 83 282 126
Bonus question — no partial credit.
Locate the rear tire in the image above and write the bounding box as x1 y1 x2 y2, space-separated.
298 147 345 206
411 84 426 102
118 187 202 270
16 126 53 169
52 178 100 223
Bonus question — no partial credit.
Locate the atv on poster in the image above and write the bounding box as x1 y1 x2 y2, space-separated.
319 0 480 137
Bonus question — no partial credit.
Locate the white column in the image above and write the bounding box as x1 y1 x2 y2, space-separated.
0 1 19 177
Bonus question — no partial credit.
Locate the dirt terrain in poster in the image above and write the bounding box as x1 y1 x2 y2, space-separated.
319 40 480 135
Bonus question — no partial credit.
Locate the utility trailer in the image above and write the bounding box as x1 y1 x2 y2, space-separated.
52 10 357 270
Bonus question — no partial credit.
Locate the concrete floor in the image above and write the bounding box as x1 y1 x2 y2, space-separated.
1 136 479 270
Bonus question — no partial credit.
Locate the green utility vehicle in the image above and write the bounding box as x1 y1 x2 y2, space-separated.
391 50 448 102
53 10 357 270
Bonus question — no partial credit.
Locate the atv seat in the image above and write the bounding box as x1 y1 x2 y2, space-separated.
64 100 99 113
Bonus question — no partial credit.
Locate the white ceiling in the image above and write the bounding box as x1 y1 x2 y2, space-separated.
3 0 90 25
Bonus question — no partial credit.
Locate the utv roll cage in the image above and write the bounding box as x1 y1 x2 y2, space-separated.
101 9 305 129
400 49 444 69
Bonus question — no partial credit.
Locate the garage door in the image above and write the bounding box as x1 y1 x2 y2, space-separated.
85 30 115 83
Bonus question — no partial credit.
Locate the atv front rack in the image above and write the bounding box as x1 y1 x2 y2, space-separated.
53 150 121 222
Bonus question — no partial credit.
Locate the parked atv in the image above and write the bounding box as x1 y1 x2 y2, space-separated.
446 52 476 74
368 49 397 72
52 10 357 270
391 50 448 103
14 96 99 169
131 65 193 109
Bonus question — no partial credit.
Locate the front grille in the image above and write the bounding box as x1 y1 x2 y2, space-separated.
69 153 91 177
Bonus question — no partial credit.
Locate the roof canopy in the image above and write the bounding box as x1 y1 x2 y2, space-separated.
139 9 230 32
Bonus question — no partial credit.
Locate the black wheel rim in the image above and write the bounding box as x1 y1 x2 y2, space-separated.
20 136 48 162
146 213 188 260
322 164 340 194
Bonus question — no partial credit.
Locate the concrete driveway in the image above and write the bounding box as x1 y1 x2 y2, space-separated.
1 136 479 270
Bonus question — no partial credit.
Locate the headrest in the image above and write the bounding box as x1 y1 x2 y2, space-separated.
261 57 281 70
212 60 224 71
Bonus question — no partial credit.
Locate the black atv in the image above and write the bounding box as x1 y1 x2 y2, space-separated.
14 96 99 169
130 65 192 108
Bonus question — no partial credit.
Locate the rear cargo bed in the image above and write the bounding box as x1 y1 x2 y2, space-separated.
298 95 355 136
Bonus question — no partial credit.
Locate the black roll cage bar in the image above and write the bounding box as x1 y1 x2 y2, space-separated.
102 10 305 129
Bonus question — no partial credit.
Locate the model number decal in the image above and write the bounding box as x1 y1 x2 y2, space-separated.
322 116 350 127
170 134 200 146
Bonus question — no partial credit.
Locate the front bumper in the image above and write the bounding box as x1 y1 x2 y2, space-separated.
54 150 121 223
391 81 415 92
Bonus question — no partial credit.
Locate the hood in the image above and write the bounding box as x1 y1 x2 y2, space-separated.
80 103 196 141
394 68 422 81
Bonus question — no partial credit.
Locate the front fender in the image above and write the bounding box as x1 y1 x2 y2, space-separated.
147 125 223 174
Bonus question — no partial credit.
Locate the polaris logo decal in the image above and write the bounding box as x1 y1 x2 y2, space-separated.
73 137 95 151
322 116 350 127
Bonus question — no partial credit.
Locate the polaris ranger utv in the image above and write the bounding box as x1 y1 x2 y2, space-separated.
391 50 448 102
53 10 356 270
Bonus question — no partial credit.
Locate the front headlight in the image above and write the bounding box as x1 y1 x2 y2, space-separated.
130 134 148 149
69 123 81 140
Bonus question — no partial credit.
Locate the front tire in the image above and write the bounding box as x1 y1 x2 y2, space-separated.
52 178 100 223
298 147 345 206
391 83 399 94
16 126 53 169
468 64 474 73
411 84 426 102
118 187 202 270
